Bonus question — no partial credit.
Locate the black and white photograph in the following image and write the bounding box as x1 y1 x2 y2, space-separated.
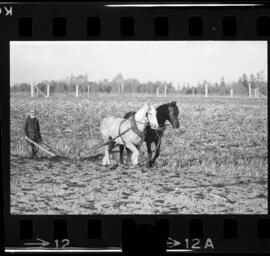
10 41 268 214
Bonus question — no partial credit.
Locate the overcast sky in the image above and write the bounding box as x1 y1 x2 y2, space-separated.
10 41 267 87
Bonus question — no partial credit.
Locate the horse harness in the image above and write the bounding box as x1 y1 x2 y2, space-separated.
130 114 145 140
117 114 147 151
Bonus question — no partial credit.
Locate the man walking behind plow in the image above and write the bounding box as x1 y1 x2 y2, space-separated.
24 108 42 158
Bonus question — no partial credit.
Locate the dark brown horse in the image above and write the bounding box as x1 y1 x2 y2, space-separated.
119 101 180 167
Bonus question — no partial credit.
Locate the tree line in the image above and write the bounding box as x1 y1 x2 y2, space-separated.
180 72 267 96
11 71 267 96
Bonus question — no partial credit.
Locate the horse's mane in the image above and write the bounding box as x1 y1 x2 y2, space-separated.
135 104 148 120
156 102 170 111
124 102 178 121
157 101 177 111
124 111 136 119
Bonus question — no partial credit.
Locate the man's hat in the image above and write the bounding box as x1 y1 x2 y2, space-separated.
29 108 37 114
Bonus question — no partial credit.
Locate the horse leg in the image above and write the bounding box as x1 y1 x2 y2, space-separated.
126 148 132 164
102 144 111 166
150 140 161 166
146 141 153 168
126 143 139 166
119 145 124 163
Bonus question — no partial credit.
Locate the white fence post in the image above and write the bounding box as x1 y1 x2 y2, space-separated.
164 83 167 97
192 88 195 96
248 82 251 98
230 89 233 98
31 83 34 97
156 87 159 97
76 85 79 98
205 84 208 97
47 84 50 98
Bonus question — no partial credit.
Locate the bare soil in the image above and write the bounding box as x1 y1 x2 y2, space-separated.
10 94 268 214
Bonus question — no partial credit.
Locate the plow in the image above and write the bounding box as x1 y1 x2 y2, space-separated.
25 137 64 158
24 120 174 163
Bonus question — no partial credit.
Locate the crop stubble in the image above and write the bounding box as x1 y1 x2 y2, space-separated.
10 93 267 214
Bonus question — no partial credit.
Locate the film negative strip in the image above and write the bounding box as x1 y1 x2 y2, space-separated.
1 1 270 254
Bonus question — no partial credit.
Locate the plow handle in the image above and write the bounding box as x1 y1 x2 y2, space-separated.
25 137 56 157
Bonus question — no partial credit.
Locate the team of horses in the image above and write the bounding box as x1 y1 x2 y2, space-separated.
100 101 179 167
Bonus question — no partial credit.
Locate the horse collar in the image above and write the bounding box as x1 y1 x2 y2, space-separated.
131 115 145 139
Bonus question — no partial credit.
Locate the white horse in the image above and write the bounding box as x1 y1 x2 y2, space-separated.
100 103 159 166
